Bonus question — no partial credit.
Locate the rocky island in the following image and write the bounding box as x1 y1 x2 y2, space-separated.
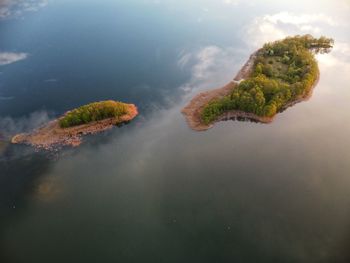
182 35 334 131
12 100 138 149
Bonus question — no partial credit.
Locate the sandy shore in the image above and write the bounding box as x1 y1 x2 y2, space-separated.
11 104 138 150
181 50 319 131
181 51 260 131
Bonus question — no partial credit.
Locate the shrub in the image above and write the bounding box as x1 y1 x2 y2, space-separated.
59 100 129 128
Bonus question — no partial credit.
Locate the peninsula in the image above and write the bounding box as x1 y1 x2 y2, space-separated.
182 35 334 131
12 100 138 149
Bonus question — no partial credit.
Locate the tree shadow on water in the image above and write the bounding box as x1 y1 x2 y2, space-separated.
331 228 350 263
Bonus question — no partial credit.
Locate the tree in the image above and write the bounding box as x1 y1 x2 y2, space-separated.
200 34 333 123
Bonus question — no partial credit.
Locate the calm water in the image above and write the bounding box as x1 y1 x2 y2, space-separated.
1 0 350 262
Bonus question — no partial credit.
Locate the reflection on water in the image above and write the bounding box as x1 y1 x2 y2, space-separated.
0 140 7 155
35 175 62 202
0 0 350 262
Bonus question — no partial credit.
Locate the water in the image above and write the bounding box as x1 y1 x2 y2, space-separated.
1 0 350 262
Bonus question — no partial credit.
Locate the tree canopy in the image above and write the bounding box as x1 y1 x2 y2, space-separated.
201 35 334 124
59 100 129 128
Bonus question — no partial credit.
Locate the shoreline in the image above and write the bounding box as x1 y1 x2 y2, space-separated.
181 50 259 131
181 50 319 131
216 69 320 125
11 104 138 150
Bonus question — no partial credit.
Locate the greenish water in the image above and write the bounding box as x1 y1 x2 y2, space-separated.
1 0 350 262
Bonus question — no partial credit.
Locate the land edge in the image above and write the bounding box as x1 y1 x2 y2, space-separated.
11 104 138 150
181 49 320 131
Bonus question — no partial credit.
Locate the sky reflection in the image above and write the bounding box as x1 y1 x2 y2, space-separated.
1 0 350 262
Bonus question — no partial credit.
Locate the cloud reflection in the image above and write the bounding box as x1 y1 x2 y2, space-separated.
245 11 343 47
0 111 51 139
0 0 48 19
0 52 28 65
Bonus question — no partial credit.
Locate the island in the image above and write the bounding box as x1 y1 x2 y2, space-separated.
11 100 138 149
182 35 334 131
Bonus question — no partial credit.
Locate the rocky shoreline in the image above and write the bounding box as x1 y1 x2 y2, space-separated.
11 104 138 150
181 50 319 131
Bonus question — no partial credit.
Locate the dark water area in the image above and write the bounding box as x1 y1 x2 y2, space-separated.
1 0 350 262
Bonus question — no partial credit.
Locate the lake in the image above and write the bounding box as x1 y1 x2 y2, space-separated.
1 0 350 262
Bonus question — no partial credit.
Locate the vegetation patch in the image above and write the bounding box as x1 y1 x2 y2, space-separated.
59 100 129 128
201 35 334 124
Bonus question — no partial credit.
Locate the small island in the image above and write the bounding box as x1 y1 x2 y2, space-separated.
182 35 334 131
12 100 138 149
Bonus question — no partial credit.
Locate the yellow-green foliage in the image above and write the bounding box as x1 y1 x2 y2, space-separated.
59 100 129 128
201 35 334 124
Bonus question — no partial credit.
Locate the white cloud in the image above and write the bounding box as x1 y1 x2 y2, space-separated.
0 111 51 138
299 25 321 33
264 12 338 27
192 46 222 79
0 7 11 18
0 52 28 66
177 53 192 70
246 19 286 47
177 45 246 96
333 42 350 60
178 45 234 93
0 0 48 19
223 0 240 5
177 46 225 93
244 12 339 48
316 41 350 70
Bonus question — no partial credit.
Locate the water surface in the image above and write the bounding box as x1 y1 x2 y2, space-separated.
1 0 350 262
